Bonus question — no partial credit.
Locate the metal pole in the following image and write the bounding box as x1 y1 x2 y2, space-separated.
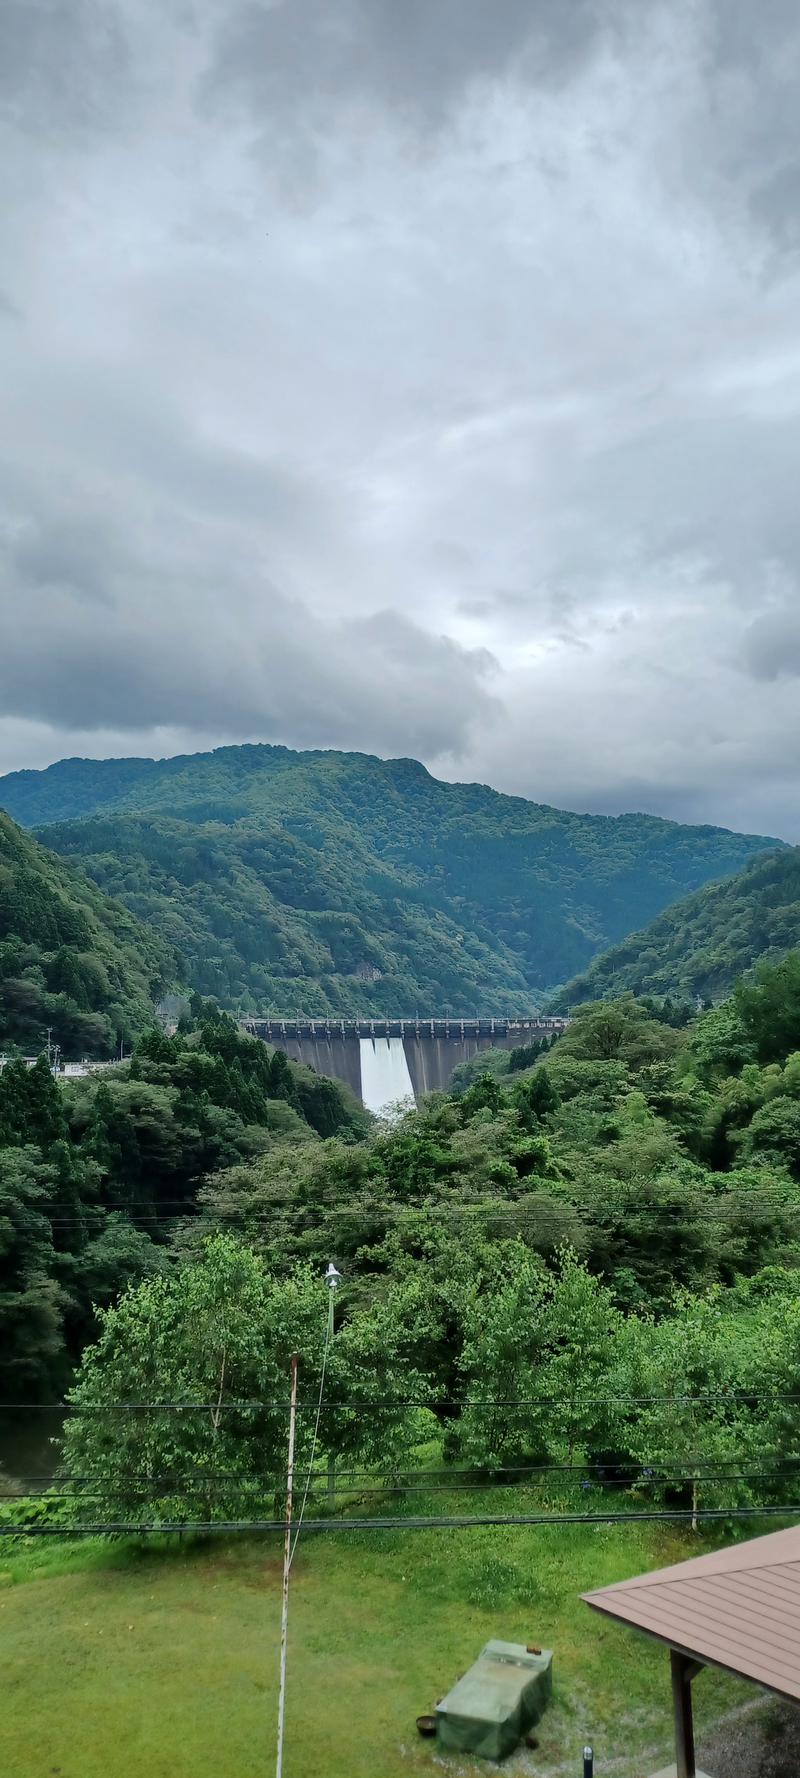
583 1747 594 1778
276 1352 299 1778
327 1285 336 1506
325 1263 341 1506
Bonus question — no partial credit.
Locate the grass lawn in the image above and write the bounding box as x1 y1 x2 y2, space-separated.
0 1513 758 1778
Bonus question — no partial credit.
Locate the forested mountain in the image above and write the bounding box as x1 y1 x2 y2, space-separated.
0 745 780 1014
8 959 800 1530
0 1010 366 1400
0 813 177 1056
553 847 800 1010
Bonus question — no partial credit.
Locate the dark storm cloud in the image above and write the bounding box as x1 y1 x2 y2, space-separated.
0 497 498 754
3 0 800 834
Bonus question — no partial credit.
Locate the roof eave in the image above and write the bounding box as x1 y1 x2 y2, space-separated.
581 1596 800 1707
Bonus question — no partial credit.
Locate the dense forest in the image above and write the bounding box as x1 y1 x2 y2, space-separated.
553 847 800 1010
0 1006 366 1403
0 813 177 1057
0 743 780 1013
5 949 800 1529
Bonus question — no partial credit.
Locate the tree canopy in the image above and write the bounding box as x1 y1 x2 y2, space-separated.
0 811 178 1056
553 846 800 1011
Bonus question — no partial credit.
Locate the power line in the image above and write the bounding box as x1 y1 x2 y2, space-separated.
33 1197 800 1227
5 1502 800 1538
19 1454 800 1486
8 1389 800 1409
8 1466 800 1502
37 1190 800 1210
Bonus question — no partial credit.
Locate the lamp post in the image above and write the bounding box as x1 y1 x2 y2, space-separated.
325 1263 341 1505
583 1746 594 1778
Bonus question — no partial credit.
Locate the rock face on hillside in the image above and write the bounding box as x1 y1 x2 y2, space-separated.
0 743 780 1013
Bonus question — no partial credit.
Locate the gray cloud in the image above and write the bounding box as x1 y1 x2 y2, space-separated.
742 606 800 682
0 0 132 138
749 162 800 258
0 496 498 756
204 0 630 132
2 0 800 836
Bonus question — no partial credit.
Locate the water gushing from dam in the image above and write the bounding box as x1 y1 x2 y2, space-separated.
358 1036 415 1118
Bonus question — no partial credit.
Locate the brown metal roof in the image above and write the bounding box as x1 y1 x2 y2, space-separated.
582 1524 800 1701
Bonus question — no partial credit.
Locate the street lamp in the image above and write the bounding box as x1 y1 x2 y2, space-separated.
325 1261 342 1343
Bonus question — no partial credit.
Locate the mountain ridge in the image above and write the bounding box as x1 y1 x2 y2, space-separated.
0 741 785 842
0 744 784 1015
550 845 800 1010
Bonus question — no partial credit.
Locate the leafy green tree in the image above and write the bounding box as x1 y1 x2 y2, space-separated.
62 1235 427 1522
682 999 756 1084
459 1075 505 1120
508 1040 542 1072
457 1250 624 1468
449 1049 511 1095
736 951 800 1064
620 1290 785 1525
0 1056 66 1149
513 1066 559 1127
0 1147 68 1399
135 1026 177 1065
78 1216 169 1313
737 1097 800 1178
556 997 681 1067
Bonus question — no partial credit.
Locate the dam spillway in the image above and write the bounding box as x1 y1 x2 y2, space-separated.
242 1016 568 1109
358 1035 416 1117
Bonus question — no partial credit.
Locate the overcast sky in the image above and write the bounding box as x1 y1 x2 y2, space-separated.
2 0 800 838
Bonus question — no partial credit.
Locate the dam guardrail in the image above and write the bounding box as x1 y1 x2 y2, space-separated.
241 1016 568 1041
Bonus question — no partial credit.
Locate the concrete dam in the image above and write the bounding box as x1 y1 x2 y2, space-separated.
242 1017 568 1116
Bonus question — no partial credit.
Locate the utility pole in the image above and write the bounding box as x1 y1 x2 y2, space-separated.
275 1352 299 1778
325 1263 341 1505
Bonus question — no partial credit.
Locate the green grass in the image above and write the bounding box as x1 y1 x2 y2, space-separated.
0 1516 756 1778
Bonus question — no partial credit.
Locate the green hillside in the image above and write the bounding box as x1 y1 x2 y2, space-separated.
552 846 800 1009
0 744 781 1014
0 811 178 1056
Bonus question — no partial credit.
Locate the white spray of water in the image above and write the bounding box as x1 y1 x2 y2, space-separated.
359 1036 416 1119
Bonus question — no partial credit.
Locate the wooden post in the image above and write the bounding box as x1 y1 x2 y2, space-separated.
276 1352 299 1778
670 1650 702 1778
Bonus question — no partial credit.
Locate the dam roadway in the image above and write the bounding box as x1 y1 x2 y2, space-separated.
241 1016 568 1110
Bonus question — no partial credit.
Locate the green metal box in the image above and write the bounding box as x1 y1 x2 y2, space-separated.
436 1638 553 1760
